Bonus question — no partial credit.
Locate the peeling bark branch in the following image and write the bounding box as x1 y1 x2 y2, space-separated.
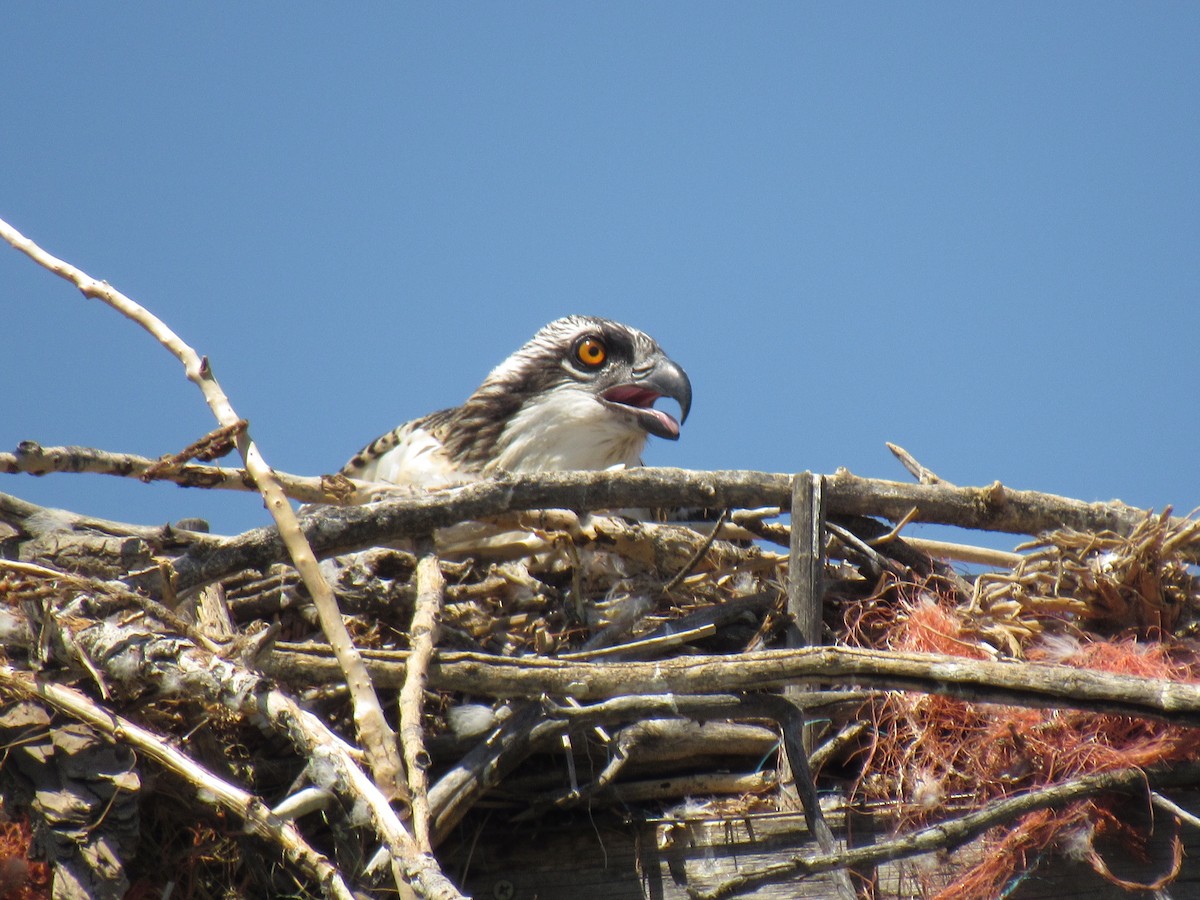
49 606 462 899
263 644 1200 725
0 665 358 900
163 467 1182 594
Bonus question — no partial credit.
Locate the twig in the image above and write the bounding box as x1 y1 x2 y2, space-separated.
901 537 1024 568
0 488 221 547
887 442 949 485
757 694 857 900
730 507 788 546
401 550 445 851
826 520 901 580
612 770 775 803
1152 792 1200 830
661 508 729 593
142 420 249 478
0 217 409 807
0 663 359 900
557 623 717 660
809 720 870 773
539 691 869 724
513 720 779 819
867 505 919 545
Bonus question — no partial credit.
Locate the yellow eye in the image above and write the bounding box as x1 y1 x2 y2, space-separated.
575 336 608 368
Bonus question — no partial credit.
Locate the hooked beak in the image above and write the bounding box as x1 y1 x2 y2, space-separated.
600 353 692 441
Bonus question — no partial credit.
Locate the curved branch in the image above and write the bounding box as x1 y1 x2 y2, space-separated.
0 215 408 809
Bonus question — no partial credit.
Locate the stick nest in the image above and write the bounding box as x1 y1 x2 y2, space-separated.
4 499 1200 899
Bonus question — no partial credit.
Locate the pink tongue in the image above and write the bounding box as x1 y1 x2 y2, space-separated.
649 408 680 437
603 385 679 437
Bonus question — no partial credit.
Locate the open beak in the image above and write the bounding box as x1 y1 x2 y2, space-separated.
601 354 692 441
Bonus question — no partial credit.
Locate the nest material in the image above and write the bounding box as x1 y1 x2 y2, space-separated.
3 501 1200 899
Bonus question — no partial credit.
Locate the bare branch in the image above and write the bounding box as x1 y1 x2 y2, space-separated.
166 467 1183 594
400 551 445 851
264 643 1200 725
0 216 409 811
0 442 399 505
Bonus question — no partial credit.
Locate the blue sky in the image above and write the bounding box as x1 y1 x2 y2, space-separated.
3 4 1198 548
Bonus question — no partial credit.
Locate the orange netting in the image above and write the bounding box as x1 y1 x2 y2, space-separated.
844 577 1200 898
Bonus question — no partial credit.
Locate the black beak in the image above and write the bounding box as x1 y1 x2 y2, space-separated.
601 353 693 441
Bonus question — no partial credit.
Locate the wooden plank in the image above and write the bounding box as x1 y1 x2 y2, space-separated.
445 796 1200 899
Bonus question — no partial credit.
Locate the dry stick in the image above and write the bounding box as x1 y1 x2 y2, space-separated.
511 720 780 820
1152 792 1200 831
661 508 729 593
401 551 446 852
0 488 223 550
539 691 869 725
0 664 358 900
265 644 1200 725
0 220 411 869
140 420 248 479
3 460 1177 586
167 466 1190 594
694 763 1200 900
428 702 559 845
2 442 333 503
886 441 949 485
0 441 404 506
613 771 776 803
557 623 718 660
760 693 857 900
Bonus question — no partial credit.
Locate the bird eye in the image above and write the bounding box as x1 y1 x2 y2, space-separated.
574 336 608 369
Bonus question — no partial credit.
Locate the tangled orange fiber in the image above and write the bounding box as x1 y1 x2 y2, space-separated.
846 582 1200 898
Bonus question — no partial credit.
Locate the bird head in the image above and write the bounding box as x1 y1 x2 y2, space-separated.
445 316 692 473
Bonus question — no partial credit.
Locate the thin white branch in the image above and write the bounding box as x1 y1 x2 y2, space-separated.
0 216 409 809
400 552 446 852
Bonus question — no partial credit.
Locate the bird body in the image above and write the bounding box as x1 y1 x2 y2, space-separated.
342 316 691 488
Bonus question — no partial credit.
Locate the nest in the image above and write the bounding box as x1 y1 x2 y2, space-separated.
3 479 1200 900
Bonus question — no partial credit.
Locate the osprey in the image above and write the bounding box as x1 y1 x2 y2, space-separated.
343 315 692 488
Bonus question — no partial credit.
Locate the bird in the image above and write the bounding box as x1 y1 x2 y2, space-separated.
341 315 692 489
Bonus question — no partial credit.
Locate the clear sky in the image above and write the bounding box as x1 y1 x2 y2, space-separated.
3 4 1198 548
